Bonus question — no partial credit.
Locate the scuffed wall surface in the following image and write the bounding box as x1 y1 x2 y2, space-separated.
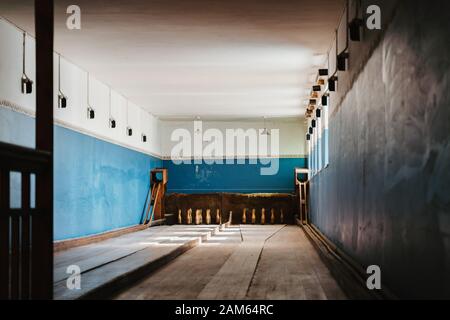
310 0 450 299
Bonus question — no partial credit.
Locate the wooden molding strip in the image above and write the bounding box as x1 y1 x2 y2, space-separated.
54 220 165 252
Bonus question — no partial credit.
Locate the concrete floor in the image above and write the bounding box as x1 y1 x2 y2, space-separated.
114 225 346 300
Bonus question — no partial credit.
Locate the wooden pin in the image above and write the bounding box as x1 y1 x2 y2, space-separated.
195 209 202 225
270 209 275 224
280 209 284 224
242 208 247 224
206 209 211 225
178 209 182 224
229 211 233 224
187 208 192 225
216 209 221 224
251 209 256 224
261 208 266 225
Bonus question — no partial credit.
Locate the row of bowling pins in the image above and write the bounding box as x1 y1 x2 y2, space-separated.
177 208 220 225
177 208 284 225
242 208 284 224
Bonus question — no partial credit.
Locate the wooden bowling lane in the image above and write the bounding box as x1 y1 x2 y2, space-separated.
114 225 346 300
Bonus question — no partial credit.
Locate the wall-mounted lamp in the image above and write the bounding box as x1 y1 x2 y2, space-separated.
107 88 116 128
322 95 328 106
58 92 67 109
57 55 67 108
328 76 338 92
311 119 317 128
309 99 317 105
127 127 133 136
316 109 322 118
87 107 95 119
21 32 33 94
142 134 147 142
313 85 321 92
337 52 349 71
309 127 313 135
86 73 95 119
319 69 329 76
125 100 132 136
349 18 364 41
306 134 311 141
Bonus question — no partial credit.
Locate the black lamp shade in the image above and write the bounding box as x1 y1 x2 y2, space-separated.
87 107 95 119
316 109 321 118
127 127 133 136
319 69 328 76
110 118 116 128
349 18 364 41
337 52 349 71
311 120 316 128
328 77 337 92
309 99 317 105
313 85 321 92
58 93 67 109
306 134 311 141
321 95 328 106
142 134 147 142
309 127 313 134
21 76 33 94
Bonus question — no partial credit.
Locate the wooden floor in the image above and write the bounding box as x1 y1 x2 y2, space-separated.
114 225 347 300
54 225 224 299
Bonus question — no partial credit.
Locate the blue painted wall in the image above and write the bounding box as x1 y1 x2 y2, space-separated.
163 158 306 194
54 126 161 240
1 108 162 240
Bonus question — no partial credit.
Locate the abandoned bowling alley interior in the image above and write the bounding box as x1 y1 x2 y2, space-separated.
1 0 450 305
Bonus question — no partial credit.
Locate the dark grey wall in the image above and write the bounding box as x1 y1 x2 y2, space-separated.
310 0 450 299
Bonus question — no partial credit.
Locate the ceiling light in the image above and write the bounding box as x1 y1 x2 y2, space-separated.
313 85 321 92
319 69 329 76
21 32 33 94
309 99 317 105
57 54 67 108
317 79 325 86
312 120 317 128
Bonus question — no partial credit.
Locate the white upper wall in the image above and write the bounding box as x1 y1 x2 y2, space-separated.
160 119 307 158
1 17 307 159
0 19 161 157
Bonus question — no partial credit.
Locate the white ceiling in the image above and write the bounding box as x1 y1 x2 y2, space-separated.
0 0 344 120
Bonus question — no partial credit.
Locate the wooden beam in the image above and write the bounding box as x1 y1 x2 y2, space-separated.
33 0 54 299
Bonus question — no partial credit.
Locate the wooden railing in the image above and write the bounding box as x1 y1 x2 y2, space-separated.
0 141 52 299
